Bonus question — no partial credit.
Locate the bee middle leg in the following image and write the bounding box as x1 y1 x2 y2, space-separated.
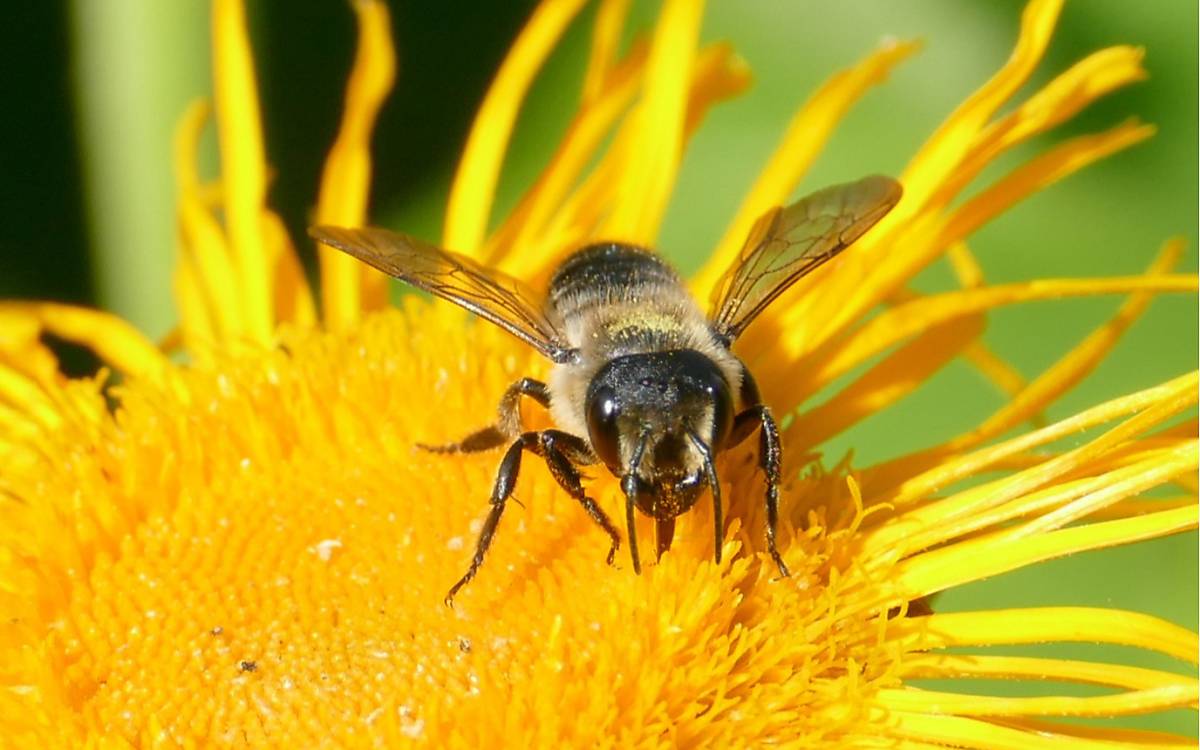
730 404 789 578
421 377 550 453
445 429 621 607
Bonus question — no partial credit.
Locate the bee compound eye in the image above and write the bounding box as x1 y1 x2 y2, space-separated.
585 386 621 469
698 367 733 450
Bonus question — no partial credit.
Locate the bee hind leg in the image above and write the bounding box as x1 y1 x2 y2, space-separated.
420 377 550 453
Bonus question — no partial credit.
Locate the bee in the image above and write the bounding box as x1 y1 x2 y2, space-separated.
311 175 901 605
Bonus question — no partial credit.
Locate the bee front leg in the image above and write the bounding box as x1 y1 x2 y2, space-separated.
731 405 789 578
445 429 622 607
535 431 621 566
619 433 651 575
421 377 550 453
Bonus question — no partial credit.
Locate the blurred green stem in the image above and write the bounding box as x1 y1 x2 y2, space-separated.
70 0 211 338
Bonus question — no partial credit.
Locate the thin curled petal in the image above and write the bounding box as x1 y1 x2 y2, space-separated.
0 303 168 385
861 241 1189 494
212 0 272 341
897 0 1063 217
534 43 749 276
939 120 1155 247
811 121 1155 352
874 444 1196 563
927 45 1148 213
582 0 633 102
263 211 317 327
173 100 243 338
315 0 397 328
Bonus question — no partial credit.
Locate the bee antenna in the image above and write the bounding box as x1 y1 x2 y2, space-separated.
687 430 723 566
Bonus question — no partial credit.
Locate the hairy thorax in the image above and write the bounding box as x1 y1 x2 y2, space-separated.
544 244 742 443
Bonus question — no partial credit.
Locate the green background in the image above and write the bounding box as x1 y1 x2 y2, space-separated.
1 0 1195 736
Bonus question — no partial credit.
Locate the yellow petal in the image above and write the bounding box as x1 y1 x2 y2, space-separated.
0 303 167 385
262 211 316 328
967 239 1184 444
173 100 243 338
781 315 983 450
809 121 1155 356
926 45 1147 215
892 607 1198 662
859 371 1196 553
691 39 919 297
485 41 648 270
941 119 1155 246
314 0 396 329
582 0 633 103
893 504 1196 598
876 684 1198 717
0 359 61 432
443 0 589 255
1003 442 1197 538
962 342 1029 400
861 242 1189 495
898 0 1063 217
600 0 704 244
886 712 1194 749
878 444 1195 561
171 254 216 357
790 272 1194 403
212 0 273 341
899 653 1194 692
530 42 749 278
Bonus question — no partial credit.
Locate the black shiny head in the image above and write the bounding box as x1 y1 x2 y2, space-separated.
585 350 733 519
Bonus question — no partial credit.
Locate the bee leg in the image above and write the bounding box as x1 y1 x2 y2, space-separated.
421 377 550 454
445 432 534 607
731 405 789 578
687 431 723 566
621 474 641 575
536 431 621 566
619 433 651 575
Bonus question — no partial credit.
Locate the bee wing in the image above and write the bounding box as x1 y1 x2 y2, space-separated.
708 175 902 342
310 226 574 362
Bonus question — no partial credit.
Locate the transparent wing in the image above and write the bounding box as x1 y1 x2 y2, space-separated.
709 175 902 342
310 226 574 362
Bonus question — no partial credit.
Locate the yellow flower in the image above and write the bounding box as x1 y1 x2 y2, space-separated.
1 0 1196 746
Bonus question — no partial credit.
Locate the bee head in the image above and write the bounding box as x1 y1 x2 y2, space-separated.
585 350 732 515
